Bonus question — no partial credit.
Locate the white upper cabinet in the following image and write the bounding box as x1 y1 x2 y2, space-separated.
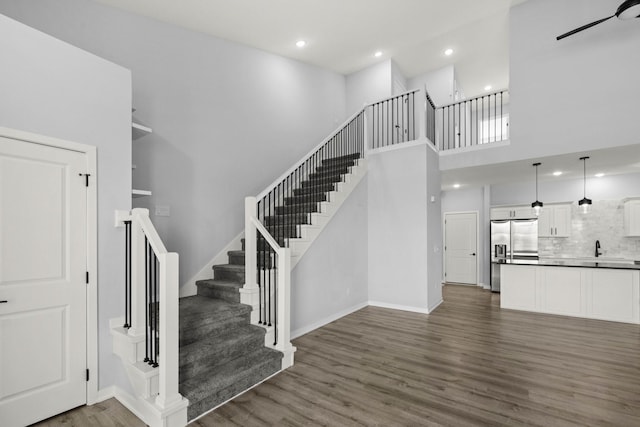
490 205 535 220
538 203 571 237
624 198 640 237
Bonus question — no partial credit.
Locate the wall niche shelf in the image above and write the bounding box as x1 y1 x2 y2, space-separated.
132 189 152 198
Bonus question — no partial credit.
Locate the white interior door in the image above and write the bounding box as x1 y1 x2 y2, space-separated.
444 212 478 285
0 136 87 427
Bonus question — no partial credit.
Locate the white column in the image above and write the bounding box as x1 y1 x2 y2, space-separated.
417 90 427 141
275 248 295 369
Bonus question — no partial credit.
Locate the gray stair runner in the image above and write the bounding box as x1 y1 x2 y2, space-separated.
180 153 360 420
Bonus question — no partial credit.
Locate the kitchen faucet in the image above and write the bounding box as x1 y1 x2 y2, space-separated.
595 240 602 257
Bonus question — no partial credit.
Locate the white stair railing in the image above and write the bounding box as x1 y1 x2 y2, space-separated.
116 208 188 426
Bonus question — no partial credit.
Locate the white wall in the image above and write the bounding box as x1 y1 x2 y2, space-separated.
0 0 348 290
426 145 443 309
368 144 430 312
290 177 369 337
346 60 392 114
440 0 640 171
408 65 456 106
0 13 132 392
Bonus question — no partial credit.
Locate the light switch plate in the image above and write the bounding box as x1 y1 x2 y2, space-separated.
155 205 170 217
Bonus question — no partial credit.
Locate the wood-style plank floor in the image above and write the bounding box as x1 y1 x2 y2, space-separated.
35 285 640 426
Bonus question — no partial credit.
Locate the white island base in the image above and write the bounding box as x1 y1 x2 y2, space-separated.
501 264 640 324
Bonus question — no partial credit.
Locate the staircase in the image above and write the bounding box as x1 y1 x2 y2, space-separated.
180 152 363 420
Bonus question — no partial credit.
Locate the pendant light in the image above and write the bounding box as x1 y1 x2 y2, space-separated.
531 162 543 216
578 156 592 214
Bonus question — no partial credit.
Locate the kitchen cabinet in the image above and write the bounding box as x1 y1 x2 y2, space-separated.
501 264 640 324
538 203 571 237
623 198 640 236
490 205 535 220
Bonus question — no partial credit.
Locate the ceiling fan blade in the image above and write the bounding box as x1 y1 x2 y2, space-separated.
556 15 615 40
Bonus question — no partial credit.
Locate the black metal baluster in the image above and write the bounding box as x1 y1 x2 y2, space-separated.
124 221 131 329
153 252 158 367
144 237 149 363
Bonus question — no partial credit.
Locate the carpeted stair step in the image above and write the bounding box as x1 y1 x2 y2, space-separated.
315 161 355 173
292 183 335 196
227 250 245 266
284 192 327 205
321 153 361 165
212 264 245 283
263 212 310 226
275 203 318 215
181 347 283 420
196 279 242 303
301 175 344 187
179 324 267 383
179 296 251 346
308 169 346 181
266 224 302 239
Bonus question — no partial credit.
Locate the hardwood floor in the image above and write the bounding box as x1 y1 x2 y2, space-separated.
35 285 640 426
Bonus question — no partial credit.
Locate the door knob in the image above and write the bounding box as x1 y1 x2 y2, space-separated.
0 300 8 303
470 253 476 256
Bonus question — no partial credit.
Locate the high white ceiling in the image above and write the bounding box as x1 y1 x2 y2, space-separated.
441 144 640 191
92 0 525 98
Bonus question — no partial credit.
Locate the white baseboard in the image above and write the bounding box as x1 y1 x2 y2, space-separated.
480 282 490 290
91 385 115 404
368 300 430 314
291 301 368 339
180 231 244 297
427 298 444 313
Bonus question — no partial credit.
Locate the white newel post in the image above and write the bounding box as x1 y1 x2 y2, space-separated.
156 252 184 410
276 247 295 369
417 90 427 141
128 208 148 338
241 197 260 321
362 104 370 156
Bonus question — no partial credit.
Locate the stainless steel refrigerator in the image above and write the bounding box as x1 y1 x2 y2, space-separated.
490 219 538 292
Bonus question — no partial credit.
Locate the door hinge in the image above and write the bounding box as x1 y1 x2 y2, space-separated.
86 271 89 284
79 173 91 187
86 369 90 381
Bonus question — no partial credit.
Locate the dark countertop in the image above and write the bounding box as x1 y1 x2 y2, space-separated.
497 259 640 270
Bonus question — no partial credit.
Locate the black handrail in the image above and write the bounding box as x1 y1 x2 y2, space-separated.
437 90 509 150
254 112 365 342
368 90 418 149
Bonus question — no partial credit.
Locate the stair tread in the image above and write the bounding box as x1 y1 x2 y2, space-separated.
179 324 266 366
180 346 282 397
179 296 250 328
213 263 245 271
196 278 243 290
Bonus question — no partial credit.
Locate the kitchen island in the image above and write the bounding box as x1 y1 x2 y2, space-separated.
500 259 640 324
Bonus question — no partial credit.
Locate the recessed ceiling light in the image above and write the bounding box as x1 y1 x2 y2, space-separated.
296 40 306 48
453 183 461 189
374 51 382 58
484 85 492 91
595 173 605 178
553 171 563 176
444 48 453 56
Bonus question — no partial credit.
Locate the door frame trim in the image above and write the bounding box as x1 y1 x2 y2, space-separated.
443 211 479 286
0 126 98 404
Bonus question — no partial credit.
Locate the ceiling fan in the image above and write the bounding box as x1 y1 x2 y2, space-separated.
556 0 640 40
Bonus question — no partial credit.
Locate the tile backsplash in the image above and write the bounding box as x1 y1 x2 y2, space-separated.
538 200 640 260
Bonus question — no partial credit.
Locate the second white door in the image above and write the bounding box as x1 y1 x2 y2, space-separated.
444 212 478 285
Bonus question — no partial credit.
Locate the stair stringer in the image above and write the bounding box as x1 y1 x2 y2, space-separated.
109 317 189 427
288 158 368 268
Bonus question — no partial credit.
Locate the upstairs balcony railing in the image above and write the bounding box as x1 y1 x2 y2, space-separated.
436 89 509 151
